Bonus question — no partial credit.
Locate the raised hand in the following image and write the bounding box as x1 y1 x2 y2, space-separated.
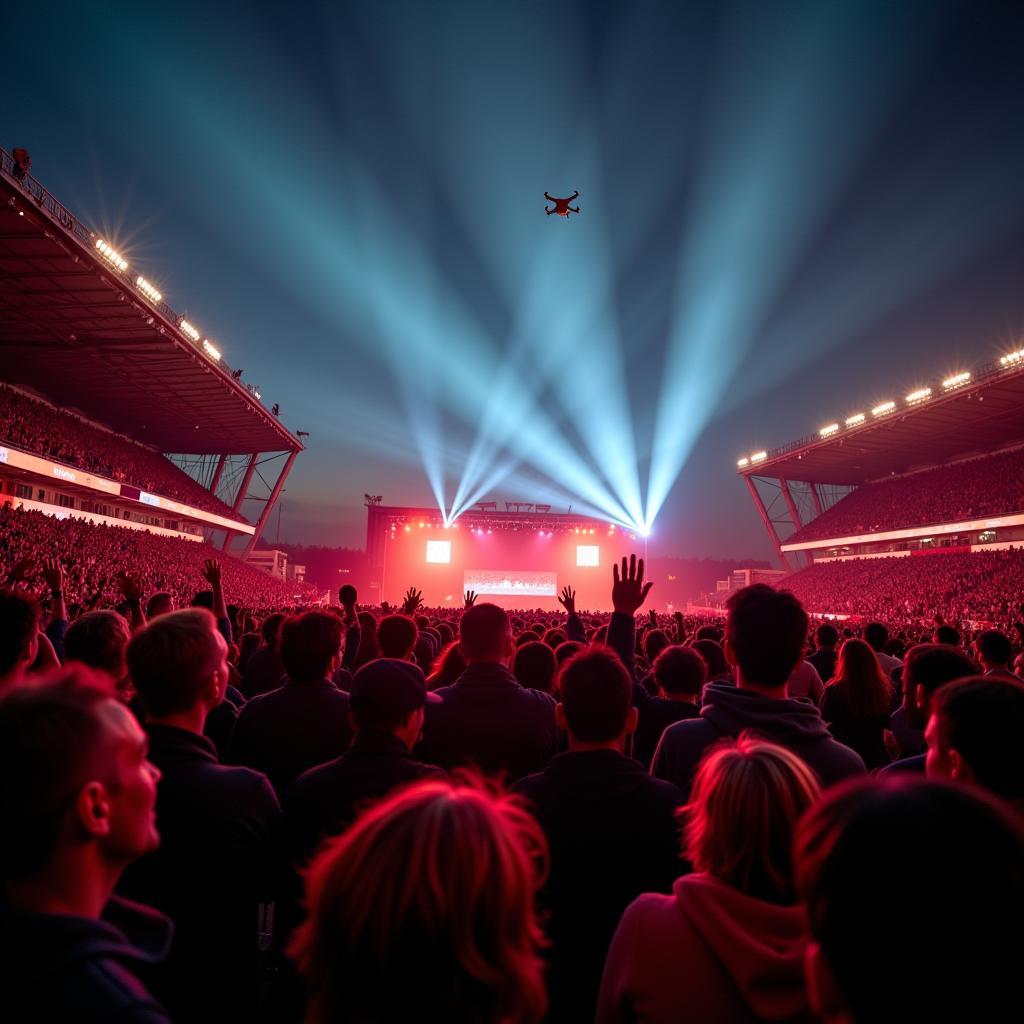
42 558 65 593
202 559 222 589
558 585 576 616
464 590 477 609
115 570 144 603
402 587 423 615
612 554 653 615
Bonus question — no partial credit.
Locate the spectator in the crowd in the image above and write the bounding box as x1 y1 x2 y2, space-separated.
289 779 548 1024
555 639 584 665
65 610 132 697
883 644 978 770
807 622 840 683
512 640 558 694
0 669 169 1022
377 613 418 660
598 735 820 1024
241 612 287 698
632 645 705 768
229 611 354 798
819 638 896 770
119 609 283 1021
427 639 466 689
926 676 1024 817
643 627 670 668
516 647 683 1022
417 603 559 780
973 628 1018 677
352 611 380 668
786 657 824 703
652 586 864 794
286 659 444 869
691 637 730 683
862 622 902 677
933 623 961 647
795 777 1024 1022
0 589 40 695
145 591 175 620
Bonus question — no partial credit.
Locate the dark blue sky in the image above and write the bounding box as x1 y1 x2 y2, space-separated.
7 0 1024 561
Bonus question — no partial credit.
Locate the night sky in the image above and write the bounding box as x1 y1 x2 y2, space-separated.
7 0 1024 562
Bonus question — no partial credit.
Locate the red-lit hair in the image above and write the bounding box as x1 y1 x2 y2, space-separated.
290 775 549 1024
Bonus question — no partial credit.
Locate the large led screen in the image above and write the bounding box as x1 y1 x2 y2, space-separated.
464 569 557 597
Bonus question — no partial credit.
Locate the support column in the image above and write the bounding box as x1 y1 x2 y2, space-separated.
744 476 792 572
244 450 298 558
810 482 825 517
208 452 228 499
779 479 811 567
222 453 259 552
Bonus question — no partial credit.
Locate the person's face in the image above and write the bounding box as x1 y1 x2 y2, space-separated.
97 700 161 860
210 627 230 704
924 712 955 781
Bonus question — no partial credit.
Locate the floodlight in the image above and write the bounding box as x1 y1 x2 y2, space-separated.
750 451 767 463
94 239 127 271
872 401 896 417
1000 349 1024 366
845 413 865 427
135 276 162 303
737 457 749 468
202 339 222 362
942 372 970 391
906 387 932 405
819 423 840 438
179 319 201 342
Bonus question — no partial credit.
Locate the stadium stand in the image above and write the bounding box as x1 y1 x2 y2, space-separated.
0 384 245 521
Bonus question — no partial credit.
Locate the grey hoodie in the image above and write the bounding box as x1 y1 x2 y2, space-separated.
650 680 865 793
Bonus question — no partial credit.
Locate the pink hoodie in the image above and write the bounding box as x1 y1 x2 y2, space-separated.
596 873 815 1024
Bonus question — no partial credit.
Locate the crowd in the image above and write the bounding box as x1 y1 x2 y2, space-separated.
2 542 1023 1024
0 384 246 521
0 505 315 611
783 547 1024 625
787 444 1024 543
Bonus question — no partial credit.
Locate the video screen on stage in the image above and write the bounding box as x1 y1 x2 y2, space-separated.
464 569 557 597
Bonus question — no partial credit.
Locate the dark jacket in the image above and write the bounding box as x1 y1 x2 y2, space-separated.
807 648 838 684
417 662 558 780
228 677 354 798
242 645 286 698
0 895 171 1023
286 731 444 868
515 750 684 1023
117 724 283 1022
651 681 865 794
632 695 701 769
819 684 892 771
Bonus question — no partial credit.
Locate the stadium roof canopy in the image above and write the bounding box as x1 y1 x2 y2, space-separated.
738 357 1024 486
0 154 301 456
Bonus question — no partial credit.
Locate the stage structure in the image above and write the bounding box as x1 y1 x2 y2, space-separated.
0 147 302 555
738 353 1024 570
365 503 643 610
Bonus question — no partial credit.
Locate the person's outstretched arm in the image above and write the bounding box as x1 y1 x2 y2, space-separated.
558 586 586 642
607 554 653 678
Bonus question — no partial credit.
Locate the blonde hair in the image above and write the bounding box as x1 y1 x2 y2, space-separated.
290 775 548 1024
684 732 821 903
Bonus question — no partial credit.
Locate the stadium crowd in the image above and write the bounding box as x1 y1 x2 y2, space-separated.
786 444 1024 543
2 539 1023 1024
0 384 246 521
0 505 313 610
783 547 1024 625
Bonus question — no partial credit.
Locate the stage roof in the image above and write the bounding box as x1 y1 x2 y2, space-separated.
0 153 301 456
738 358 1024 485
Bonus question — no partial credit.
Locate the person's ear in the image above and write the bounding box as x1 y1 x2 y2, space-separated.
949 747 972 782
723 634 736 669
555 703 568 732
914 683 928 712
77 781 112 838
804 941 849 1022
625 705 639 735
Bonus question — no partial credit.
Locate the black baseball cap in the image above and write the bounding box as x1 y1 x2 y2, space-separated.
350 658 441 720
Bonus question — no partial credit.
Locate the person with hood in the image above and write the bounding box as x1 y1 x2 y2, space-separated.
652 585 864 794
0 668 169 1022
515 645 683 1023
597 734 820 1024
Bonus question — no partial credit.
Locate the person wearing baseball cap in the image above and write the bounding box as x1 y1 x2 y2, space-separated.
285 659 443 868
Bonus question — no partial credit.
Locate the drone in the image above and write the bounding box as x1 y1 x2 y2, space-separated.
544 190 580 218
